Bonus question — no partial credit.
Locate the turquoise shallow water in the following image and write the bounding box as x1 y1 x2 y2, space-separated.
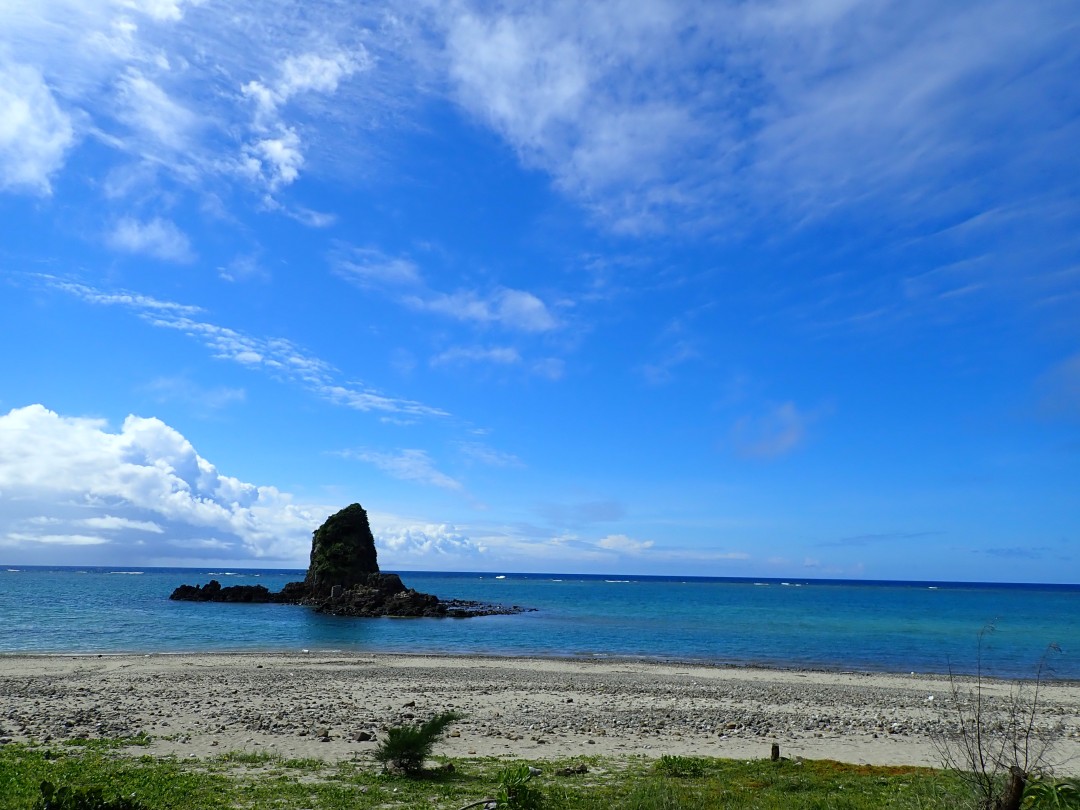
1 567 1077 679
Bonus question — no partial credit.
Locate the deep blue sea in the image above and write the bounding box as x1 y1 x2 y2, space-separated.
1 567 1077 680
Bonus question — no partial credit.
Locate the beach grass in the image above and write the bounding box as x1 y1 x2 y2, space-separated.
0 742 976 810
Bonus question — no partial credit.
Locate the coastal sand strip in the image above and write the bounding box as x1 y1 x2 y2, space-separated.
2 653 1078 772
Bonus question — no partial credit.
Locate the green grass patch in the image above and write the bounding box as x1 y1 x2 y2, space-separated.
213 750 276 766
62 735 153 751
0 743 1003 810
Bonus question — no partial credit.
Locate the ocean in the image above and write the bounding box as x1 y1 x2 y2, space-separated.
1 567 1077 680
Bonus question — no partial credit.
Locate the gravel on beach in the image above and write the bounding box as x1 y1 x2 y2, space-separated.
2 653 1078 771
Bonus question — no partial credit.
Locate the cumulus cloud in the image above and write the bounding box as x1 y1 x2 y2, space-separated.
0 61 76 195
243 50 367 128
240 49 369 193
376 521 481 557
0 404 321 563
245 129 304 191
105 216 194 262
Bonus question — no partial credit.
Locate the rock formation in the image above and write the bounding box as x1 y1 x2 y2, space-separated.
304 502 379 597
170 503 527 618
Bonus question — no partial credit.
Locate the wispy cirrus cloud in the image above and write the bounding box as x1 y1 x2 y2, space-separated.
455 441 523 469
342 448 463 491
333 245 558 334
38 275 447 418
435 0 1080 235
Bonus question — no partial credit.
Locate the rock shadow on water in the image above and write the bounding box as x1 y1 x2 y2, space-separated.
170 503 530 618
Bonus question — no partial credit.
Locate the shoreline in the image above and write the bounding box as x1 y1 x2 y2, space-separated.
3 652 1078 772
5 648 1078 685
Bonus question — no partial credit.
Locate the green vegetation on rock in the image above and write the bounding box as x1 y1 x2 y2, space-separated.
302 503 379 596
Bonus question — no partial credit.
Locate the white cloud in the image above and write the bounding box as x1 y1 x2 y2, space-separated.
44 276 447 418
333 245 559 333
119 0 192 23
244 50 367 127
347 448 463 491
436 0 1080 236
440 2 714 230
334 248 423 287
456 441 523 468
0 404 321 561
412 288 558 332
595 533 654 553
116 69 198 152
286 206 337 228
217 254 267 283
106 216 194 262
0 533 110 547
246 129 304 191
0 61 76 195
431 346 521 367
79 515 164 533
376 522 479 557
239 48 369 193
43 277 202 315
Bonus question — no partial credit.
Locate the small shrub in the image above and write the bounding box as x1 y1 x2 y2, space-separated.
374 710 462 775
932 627 1064 810
36 781 149 810
497 763 545 810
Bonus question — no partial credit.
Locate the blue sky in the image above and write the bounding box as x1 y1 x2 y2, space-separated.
1 0 1077 582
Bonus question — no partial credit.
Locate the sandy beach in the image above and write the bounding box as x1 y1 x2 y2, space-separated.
2 653 1078 772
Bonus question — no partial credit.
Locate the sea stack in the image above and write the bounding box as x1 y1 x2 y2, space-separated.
170 503 528 618
304 502 380 596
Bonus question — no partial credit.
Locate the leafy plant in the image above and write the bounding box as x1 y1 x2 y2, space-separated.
373 710 462 775
1024 773 1080 809
496 763 545 810
36 780 148 810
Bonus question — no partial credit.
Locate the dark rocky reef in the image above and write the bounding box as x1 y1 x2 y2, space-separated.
170 503 529 618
